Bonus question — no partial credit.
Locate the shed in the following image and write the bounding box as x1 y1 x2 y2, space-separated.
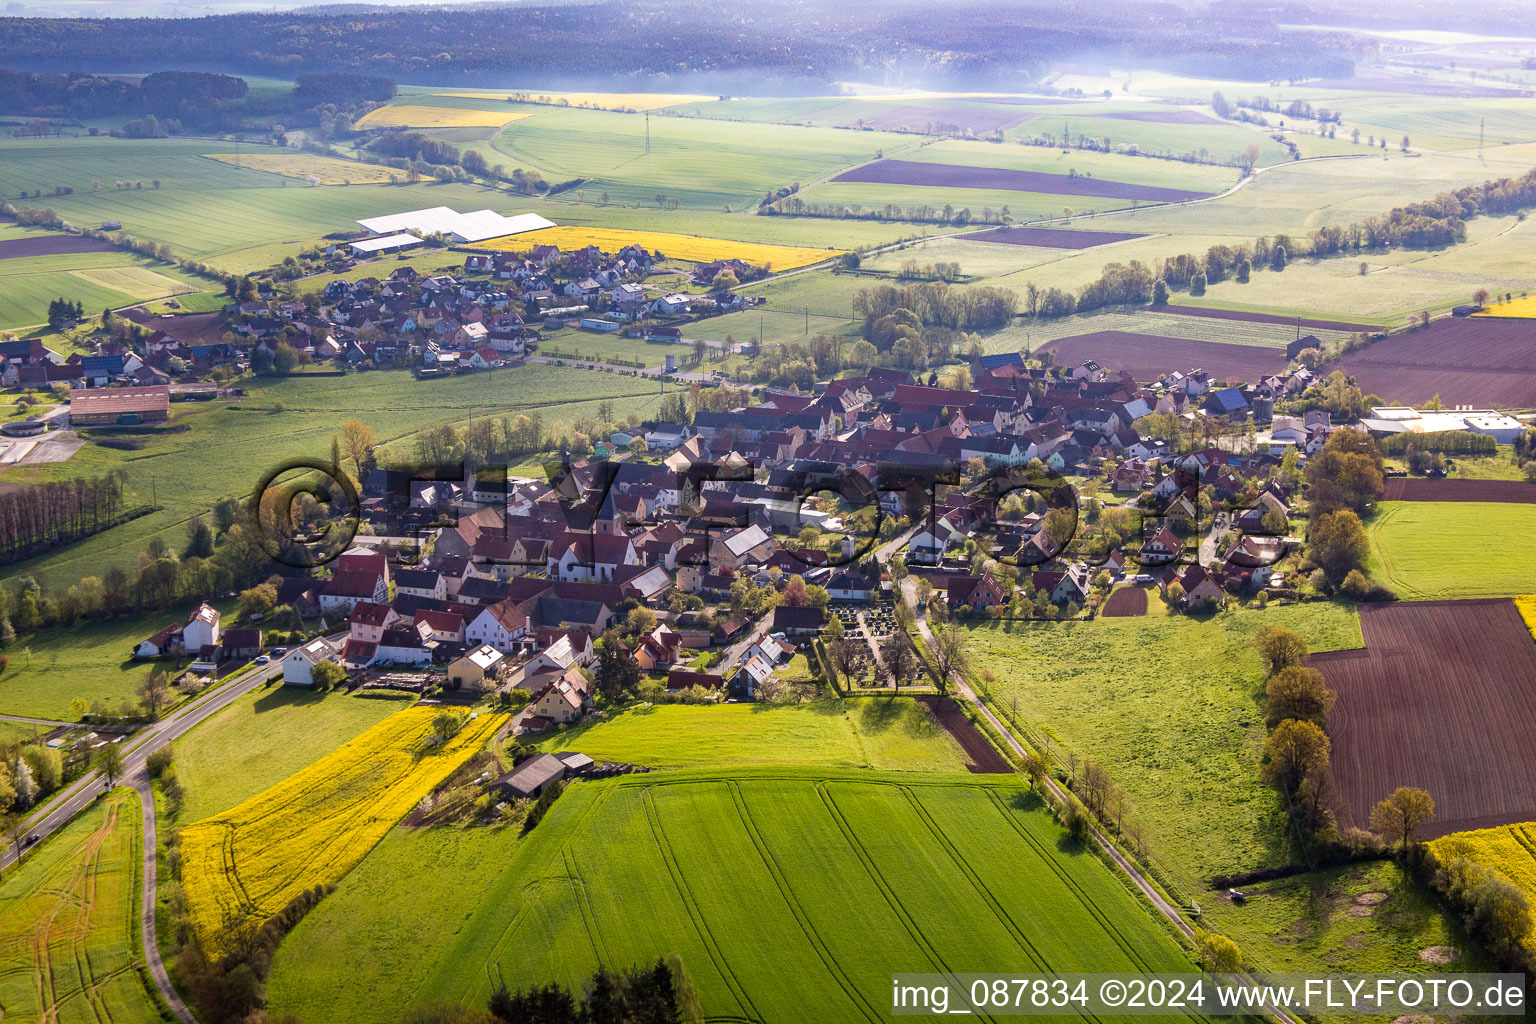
494 753 567 799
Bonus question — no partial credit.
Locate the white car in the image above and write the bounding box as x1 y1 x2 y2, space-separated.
255 655 270 665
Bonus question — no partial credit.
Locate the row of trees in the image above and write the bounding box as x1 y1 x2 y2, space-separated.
853 282 1017 342
0 471 131 566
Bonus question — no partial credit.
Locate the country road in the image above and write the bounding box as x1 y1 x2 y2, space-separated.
136 774 198 1024
0 657 283 874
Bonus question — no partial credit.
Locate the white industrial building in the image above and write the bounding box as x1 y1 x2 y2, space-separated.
355 207 555 244
1361 406 1526 443
349 232 425 256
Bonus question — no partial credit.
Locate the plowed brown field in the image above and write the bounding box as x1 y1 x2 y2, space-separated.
1041 330 1288 382
1311 599 1536 838
1382 478 1536 502
1320 319 1536 408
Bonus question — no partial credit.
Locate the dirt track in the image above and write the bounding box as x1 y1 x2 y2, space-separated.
1311 599 1536 838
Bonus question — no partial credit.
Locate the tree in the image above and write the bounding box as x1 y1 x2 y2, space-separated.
95 742 126 788
1370 786 1435 853
1263 719 1330 796
237 581 278 621
1264 666 1335 727
1151 279 1169 306
928 620 968 694
1199 931 1243 973
593 635 641 700
146 744 174 780
311 660 347 690
1022 751 1051 792
431 710 462 742
710 269 738 292
1254 625 1308 674
1308 509 1370 585
881 633 917 691
827 637 864 688
1305 430 1384 516
139 668 171 719
185 518 215 559
625 605 657 637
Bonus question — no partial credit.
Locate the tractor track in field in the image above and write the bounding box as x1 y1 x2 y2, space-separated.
725 781 881 1024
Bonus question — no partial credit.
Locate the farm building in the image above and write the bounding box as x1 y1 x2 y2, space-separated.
1360 406 1525 443
355 207 554 244
69 385 170 425
494 753 567 799
349 232 423 257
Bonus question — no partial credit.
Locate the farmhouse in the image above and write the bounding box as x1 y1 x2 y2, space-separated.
447 644 505 688
69 385 170 425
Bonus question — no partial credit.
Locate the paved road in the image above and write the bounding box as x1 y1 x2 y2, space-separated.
0 712 76 728
135 774 197 1024
0 659 283 873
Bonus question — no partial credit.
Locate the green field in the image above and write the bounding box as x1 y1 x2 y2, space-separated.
172 685 405 823
0 788 166 1024
0 364 672 591
1368 501 1536 600
268 770 1197 1024
490 106 912 211
963 603 1364 889
0 224 211 330
0 603 231 720
1198 859 1487 987
530 699 969 772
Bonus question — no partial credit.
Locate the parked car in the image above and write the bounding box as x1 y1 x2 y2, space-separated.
254 655 270 665
270 647 288 656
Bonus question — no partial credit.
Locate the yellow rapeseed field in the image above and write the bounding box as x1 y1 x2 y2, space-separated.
201 153 413 185
180 706 503 953
354 105 532 129
1473 294 1536 318
436 90 714 112
1429 823 1536 948
1515 595 1536 641
468 225 843 271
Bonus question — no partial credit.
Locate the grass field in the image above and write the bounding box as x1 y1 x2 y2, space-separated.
0 788 166 1024
268 770 1197 1024
356 105 532 129
471 224 844 270
962 603 1365 888
172 685 404 823
1368 501 1536 600
1430 823 1536 952
0 603 231 720
179 706 504 955
0 224 208 329
0 364 672 591
489 106 910 211
529 699 968 771
200 153 412 185
1198 859 1487 981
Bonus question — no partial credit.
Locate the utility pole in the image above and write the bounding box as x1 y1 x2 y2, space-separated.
645 112 650 154
805 306 809 335
1479 116 1486 162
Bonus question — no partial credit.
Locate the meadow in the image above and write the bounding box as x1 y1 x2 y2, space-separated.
0 363 671 591
172 685 404 823
1367 501 1536 600
0 601 231 721
268 770 1198 1024
961 603 1365 888
473 224 843 270
529 698 968 771
414 89 716 112
179 706 504 954
0 788 167 1024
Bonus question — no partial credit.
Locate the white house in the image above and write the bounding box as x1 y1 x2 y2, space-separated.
181 603 221 653
465 599 529 653
282 637 340 686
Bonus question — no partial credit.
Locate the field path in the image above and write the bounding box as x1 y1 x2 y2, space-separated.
907 612 1303 1024
135 773 198 1024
